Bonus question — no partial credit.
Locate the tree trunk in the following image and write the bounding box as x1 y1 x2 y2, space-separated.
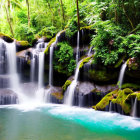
4 5 14 37
26 0 30 27
122 0 134 29
59 0 65 29
47 1 54 26
76 0 80 30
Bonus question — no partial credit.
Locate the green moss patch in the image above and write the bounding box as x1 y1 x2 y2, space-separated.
94 88 137 114
89 68 118 82
16 41 29 47
79 55 93 69
51 92 63 100
93 89 118 110
62 80 72 92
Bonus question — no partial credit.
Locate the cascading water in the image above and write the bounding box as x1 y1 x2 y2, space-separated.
88 46 93 56
64 62 80 106
0 39 28 103
30 42 47 102
45 31 63 102
109 102 113 112
132 97 137 117
30 49 36 82
49 46 54 86
118 62 127 89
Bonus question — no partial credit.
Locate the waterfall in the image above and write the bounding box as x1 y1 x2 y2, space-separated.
88 46 93 56
118 62 127 89
31 42 47 102
49 46 54 86
109 101 113 112
30 49 36 82
0 39 28 103
48 31 62 86
76 31 80 64
38 52 44 88
64 62 80 106
45 31 62 102
132 97 137 117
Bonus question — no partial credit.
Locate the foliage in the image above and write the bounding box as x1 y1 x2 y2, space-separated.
125 34 140 58
54 42 76 76
91 20 126 66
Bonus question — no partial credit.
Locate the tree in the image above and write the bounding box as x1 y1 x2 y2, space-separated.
4 0 14 37
59 0 65 29
26 0 30 27
76 0 80 30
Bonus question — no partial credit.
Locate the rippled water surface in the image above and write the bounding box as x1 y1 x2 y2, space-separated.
0 104 140 140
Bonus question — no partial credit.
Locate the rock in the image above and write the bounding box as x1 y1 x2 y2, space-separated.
0 75 10 88
0 32 13 43
78 82 95 95
94 88 136 116
45 86 63 104
0 89 18 105
16 41 30 52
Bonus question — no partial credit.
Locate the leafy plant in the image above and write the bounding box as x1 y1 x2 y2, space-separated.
54 42 76 76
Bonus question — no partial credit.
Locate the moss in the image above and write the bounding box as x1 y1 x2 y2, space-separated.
114 56 125 68
51 92 63 100
44 30 65 55
0 32 12 39
126 92 140 101
17 41 29 46
89 68 118 82
122 83 140 90
80 25 93 30
94 88 134 114
0 32 13 42
27 60 31 65
44 37 56 54
111 88 133 114
79 55 93 69
93 89 118 110
62 80 72 92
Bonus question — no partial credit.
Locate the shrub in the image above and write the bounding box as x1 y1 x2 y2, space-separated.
54 42 76 76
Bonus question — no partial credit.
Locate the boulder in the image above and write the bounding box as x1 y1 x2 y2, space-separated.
0 89 18 105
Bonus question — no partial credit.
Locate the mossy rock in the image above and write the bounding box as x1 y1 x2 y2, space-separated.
44 30 65 55
89 68 118 82
51 92 63 100
112 88 133 114
94 88 134 114
62 80 72 92
122 83 140 90
93 89 118 110
80 25 94 31
16 41 29 46
44 37 56 54
125 92 140 101
0 32 13 43
79 55 93 69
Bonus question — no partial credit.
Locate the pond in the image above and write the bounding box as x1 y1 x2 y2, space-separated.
0 104 140 140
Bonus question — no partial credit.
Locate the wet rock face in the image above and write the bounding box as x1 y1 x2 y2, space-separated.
0 33 13 43
0 89 18 105
0 75 11 88
45 86 63 104
72 82 116 107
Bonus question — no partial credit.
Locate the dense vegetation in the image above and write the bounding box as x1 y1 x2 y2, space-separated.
0 0 140 67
